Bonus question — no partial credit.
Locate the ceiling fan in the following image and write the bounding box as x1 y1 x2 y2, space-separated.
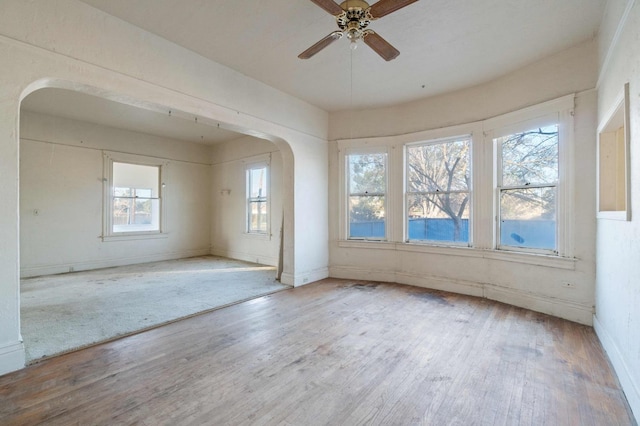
299 0 419 61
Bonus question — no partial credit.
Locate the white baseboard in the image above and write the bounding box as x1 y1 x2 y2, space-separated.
0 341 25 377
20 248 211 278
485 284 593 325
594 315 640 422
395 271 485 298
210 247 277 267
329 265 594 325
281 267 329 287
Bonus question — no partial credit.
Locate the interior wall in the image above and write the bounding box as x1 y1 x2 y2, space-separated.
211 136 283 266
20 110 212 277
328 40 599 325
594 0 640 420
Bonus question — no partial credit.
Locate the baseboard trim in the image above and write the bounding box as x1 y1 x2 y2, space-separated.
0 341 25 377
281 267 329 287
485 284 593 325
210 248 277 267
20 248 211 278
594 315 640 422
329 266 593 325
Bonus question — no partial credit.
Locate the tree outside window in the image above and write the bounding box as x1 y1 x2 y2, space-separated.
496 125 559 251
347 152 387 240
406 137 471 244
111 162 160 234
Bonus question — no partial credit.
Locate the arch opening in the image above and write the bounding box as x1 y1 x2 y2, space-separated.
18 81 297 362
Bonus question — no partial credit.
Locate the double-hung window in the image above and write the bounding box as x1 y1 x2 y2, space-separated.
103 152 166 239
346 151 387 240
495 125 559 253
247 163 269 234
406 136 471 245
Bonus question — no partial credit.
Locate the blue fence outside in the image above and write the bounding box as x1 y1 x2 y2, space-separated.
407 218 469 242
500 219 555 250
350 218 555 249
349 221 386 239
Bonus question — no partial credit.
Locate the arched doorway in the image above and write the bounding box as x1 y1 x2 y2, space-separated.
18 84 295 362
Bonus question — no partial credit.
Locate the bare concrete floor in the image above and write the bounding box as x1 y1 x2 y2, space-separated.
20 256 290 362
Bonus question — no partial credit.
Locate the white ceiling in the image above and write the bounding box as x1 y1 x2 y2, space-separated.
21 88 244 145
22 0 607 145
78 0 607 112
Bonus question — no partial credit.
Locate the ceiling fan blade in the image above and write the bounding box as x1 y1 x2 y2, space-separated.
363 30 400 61
369 0 419 18
299 32 344 59
310 0 344 15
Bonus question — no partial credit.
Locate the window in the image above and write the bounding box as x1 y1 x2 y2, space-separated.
495 125 558 252
337 95 574 262
247 164 268 233
347 151 387 240
111 162 161 233
103 152 166 240
406 136 471 245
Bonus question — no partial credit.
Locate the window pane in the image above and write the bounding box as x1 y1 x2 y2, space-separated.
113 198 160 233
249 200 268 233
407 193 470 243
349 195 385 239
112 162 160 234
348 153 386 194
407 139 470 193
249 167 267 198
500 187 556 250
135 188 152 198
498 125 558 187
114 187 132 197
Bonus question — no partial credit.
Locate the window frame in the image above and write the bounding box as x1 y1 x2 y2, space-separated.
245 155 271 236
344 147 389 242
484 95 574 258
404 135 473 247
494 122 559 255
102 151 168 241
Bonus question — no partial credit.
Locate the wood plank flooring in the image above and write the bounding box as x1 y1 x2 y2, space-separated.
0 279 635 425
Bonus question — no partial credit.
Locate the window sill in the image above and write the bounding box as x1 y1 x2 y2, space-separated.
337 240 576 270
244 232 271 241
102 232 168 242
597 211 629 221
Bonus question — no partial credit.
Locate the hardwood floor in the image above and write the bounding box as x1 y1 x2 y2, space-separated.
0 279 635 425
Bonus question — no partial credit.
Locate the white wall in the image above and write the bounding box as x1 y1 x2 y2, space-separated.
328 40 599 326
211 136 283 266
330 40 598 140
0 0 329 375
20 110 212 277
594 0 640 420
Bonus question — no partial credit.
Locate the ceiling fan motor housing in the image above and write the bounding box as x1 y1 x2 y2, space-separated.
337 0 373 39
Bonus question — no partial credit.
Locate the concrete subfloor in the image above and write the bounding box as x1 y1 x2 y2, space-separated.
20 256 289 363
